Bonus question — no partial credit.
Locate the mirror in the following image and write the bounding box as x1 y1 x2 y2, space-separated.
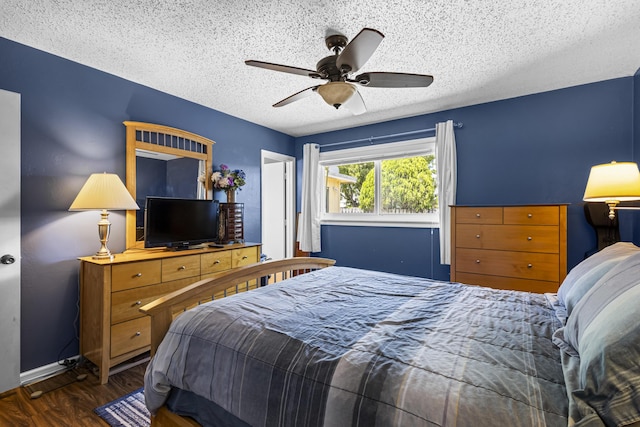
124 121 215 249
135 151 203 240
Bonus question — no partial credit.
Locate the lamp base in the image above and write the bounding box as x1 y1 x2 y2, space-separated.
93 210 114 261
92 251 114 261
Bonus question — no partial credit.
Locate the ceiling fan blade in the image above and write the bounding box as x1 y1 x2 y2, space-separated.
245 60 320 78
343 90 366 115
273 86 319 107
336 28 384 74
354 72 434 88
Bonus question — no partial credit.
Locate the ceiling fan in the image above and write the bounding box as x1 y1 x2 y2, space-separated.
245 28 434 115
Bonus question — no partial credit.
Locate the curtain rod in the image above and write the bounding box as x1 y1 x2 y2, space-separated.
320 121 463 149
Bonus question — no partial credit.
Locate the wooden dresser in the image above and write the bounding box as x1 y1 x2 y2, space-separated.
450 205 567 293
79 242 261 384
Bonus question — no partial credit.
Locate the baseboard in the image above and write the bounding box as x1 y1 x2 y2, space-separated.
19 355 80 385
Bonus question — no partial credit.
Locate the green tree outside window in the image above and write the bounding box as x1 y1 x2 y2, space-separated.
359 155 437 213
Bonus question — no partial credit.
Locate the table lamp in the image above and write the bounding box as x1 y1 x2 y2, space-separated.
583 161 640 220
69 172 139 259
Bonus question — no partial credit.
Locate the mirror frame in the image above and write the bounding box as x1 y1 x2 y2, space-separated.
124 121 215 249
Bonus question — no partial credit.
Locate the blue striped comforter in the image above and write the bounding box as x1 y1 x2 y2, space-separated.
145 266 567 426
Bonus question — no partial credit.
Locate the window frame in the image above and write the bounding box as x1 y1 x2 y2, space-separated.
319 137 439 228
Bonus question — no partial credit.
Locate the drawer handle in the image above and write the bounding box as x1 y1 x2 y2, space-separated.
476 259 481 264
178 265 186 270
476 213 481 218
527 264 533 268
135 273 142 278
527 236 532 241
214 260 221 264
135 300 142 306
476 234 481 239
135 331 141 336
527 213 533 218
242 256 248 260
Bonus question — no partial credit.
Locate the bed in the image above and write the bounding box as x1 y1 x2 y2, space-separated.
141 245 640 427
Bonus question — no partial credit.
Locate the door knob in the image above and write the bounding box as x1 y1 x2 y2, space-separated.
1 254 15 265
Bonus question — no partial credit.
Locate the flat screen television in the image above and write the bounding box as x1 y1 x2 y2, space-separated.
144 197 219 249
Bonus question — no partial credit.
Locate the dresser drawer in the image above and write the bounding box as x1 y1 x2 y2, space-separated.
454 207 503 224
162 255 201 281
454 272 560 293
456 224 559 253
455 248 559 282
112 260 162 292
503 206 559 225
231 247 259 268
110 316 150 358
201 251 232 274
111 279 192 325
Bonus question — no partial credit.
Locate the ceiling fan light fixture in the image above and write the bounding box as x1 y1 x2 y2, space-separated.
317 82 356 109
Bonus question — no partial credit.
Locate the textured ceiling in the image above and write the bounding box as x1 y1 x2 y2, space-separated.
2 1 640 137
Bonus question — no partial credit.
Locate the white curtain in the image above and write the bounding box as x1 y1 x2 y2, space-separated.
298 143 322 252
436 120 458 265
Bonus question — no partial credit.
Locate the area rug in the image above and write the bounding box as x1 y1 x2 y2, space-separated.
94 387 150 427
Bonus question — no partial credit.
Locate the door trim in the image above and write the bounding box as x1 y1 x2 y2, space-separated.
261 150 295 259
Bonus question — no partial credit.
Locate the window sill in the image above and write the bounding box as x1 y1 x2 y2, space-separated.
321 218 439 228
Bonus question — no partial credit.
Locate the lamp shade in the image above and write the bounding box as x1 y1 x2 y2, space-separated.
317 82 356 108
583 161 640 202
69 173 139 211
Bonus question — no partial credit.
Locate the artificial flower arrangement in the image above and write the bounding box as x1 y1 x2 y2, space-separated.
211 164 246 191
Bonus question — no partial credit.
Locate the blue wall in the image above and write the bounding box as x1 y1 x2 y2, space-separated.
2 34 639 373
296 77 638 280
0 37 295 371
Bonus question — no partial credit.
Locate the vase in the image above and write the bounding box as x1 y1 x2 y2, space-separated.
226 189 236 203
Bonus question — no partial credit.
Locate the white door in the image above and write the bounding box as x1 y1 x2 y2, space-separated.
0 89 21 393
261 151 295 261
263 162 286 259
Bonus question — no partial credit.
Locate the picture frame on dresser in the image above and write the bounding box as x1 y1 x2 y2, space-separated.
450 204 568 293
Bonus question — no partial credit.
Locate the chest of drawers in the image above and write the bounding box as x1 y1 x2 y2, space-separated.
450 205 567 293
80 243 260 384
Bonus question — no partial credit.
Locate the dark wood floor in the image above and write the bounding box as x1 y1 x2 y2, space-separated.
0 362 146 426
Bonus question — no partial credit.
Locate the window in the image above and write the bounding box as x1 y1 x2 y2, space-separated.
320 138 438 227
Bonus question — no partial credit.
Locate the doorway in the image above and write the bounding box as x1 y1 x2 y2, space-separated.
0 89 21 393
261 150 295 261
